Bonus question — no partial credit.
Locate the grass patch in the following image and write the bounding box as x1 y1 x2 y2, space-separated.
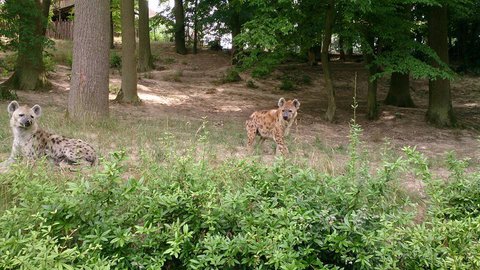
48 39 73 66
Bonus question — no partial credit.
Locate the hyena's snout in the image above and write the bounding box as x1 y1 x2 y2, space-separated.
19 116 34 127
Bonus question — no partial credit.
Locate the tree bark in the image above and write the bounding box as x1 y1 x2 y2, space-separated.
68 0 110 121
426 5 456 127
116 0 139 102
339 37 346 61
110 0 115 49
174 0 187 54
363 35 379 120
385 72 415 107
192 0 199 54
230 11 242 64
138 0 153 72
322 0 336 122
0 0 51 97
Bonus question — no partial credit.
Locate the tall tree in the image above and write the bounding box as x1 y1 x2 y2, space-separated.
115 0 139 102
110 0 115 49
0 0 51 99
364 35 379 120
322 0 336 122
68 0 110 121
174 0 187 54
426 5 456 126
138 0 153 71
385 72 415 107
192 0 199 54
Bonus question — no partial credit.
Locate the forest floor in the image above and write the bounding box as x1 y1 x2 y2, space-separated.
0 41 479 189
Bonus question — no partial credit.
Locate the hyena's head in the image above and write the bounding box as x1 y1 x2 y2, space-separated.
278 97 300 121
7 101 42 130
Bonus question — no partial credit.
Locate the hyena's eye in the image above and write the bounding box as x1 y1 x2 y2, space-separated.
19 114 24 117
30 115 34 119
288 110 293 113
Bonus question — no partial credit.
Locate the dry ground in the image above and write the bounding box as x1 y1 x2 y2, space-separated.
1 42 479 176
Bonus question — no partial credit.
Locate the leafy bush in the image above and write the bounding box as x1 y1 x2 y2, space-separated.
300 74 312 85
1 126 479 269
221 68 241 83
110 52 122 69
279 77 295 91
0 53 16 72
43 54 56 72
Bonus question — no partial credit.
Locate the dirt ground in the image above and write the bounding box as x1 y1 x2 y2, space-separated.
4 43 480 170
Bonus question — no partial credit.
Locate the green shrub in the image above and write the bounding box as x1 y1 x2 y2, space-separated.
66 53 73 67
1 126 479 269
110 52 122 69
0 53 16 72
300 74 312 85
279 77 295 91
221 68 241 83
43 54 56 72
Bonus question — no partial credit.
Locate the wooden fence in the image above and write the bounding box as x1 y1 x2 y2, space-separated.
47 21 74 40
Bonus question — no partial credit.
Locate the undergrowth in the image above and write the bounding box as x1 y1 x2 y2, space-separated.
0 124 479 269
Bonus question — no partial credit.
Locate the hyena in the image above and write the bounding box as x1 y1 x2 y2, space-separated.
246 97 300 155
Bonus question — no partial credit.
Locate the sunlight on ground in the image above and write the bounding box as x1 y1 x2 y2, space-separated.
463 102 478 108
212 105 243 112
138 93 188 105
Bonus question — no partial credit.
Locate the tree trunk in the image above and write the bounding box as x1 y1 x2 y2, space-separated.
138 0 153 72
427 6 456 127
0 0 51 97
68 0 110 121
230 11 242 64
116 0 139 102
322 0 336 122
339 37 346 61
174 0 187 54
192 0 199 54
110 0 115 49
385 72 415 107
364 36 379 120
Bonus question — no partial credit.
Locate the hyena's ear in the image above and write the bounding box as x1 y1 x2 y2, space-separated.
293 99 300 109
7 101 19 115
278 97 286 107
31 104 42 117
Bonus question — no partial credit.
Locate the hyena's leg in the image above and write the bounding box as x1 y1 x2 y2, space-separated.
273 130 288 155
246 120 257 153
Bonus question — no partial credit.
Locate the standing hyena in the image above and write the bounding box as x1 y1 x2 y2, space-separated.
1 101 97 168
246 97 300 155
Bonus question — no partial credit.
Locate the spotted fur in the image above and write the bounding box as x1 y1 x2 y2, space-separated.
4 101 97 166
246 97 300 155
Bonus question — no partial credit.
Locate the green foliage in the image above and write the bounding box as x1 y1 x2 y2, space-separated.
43 54 56 73
0 0 51 65
0 53 16 72
279 77 295 91
221 68 241 83
110 52 122 69
1 124 479 269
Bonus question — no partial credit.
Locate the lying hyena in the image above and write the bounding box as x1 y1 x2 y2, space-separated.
246 97 300 155
1 101 97 168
